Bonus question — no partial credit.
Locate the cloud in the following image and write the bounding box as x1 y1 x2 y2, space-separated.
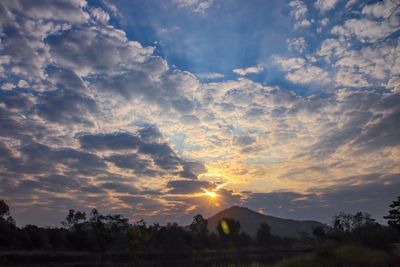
233 66 264 76
314 0 339 12
89 7 110 23
288 0 311 28
78 132 141 151
274 56 331 85
286 37 307 53
172 0 214 14
331 18 397 43
362 0 399 18
196 72 225 79
288 0 308 20
167 180 212 194
1 0 399 227
6 0 89 24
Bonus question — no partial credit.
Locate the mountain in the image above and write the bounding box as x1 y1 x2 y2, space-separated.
207 206 323 238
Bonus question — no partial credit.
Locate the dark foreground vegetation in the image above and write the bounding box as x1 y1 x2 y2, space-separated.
1 197 400 266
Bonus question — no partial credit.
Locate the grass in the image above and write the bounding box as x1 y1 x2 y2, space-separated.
213 244 391 267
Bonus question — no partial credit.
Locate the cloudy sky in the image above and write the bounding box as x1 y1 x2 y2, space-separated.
0 0 399 226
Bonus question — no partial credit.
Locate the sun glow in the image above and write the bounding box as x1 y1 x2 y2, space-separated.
203 189 218 198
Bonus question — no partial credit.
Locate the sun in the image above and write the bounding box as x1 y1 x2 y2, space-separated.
203 189 218 199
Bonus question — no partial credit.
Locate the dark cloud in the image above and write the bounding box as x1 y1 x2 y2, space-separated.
100 182 138 194
106 154 149 170
138 126 163 143
78 132 141 151
167 180 212 194
36 89 98 126
234 135 256 146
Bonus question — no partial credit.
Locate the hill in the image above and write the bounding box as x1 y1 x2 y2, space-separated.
207 206 323 238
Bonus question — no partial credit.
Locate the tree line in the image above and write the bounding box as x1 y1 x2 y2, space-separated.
0 197 399 257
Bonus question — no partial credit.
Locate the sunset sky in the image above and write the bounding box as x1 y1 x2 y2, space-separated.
0 0 399 226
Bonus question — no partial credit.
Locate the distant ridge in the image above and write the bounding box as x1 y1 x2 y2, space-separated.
207 206 322 238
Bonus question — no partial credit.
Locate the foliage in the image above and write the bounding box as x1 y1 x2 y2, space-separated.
60 209 86 228
384 196 400 231
216 218 251 248
0 200 16 249
332 212 376 233
0 198 399 267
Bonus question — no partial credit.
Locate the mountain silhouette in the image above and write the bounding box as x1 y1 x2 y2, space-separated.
207 206 322 238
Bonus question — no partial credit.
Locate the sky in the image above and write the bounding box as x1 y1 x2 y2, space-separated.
0 0 399 226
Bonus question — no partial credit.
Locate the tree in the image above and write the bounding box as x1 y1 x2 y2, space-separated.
190 214 208 249
312 225 326 241
217 218 243 248
384 196 400 231
190 214 208 234
332 212 375 233
61 209 86 228
0 200 16 249
256 223 272 247
0 199 15 225
217 218 241 238
129 220 150 264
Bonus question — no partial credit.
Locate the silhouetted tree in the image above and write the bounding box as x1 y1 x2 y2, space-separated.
190 214 209 249
129 220 150 264
160 222 188 251
256 222 272 247
190 214 208 234
312 225 326 241
217 218 243 248
332 212 375 233
61 209 86 229
0 199 15 225
384 196 400 231
0 200 16 249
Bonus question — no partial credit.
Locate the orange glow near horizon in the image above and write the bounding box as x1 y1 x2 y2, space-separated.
203 189 218 199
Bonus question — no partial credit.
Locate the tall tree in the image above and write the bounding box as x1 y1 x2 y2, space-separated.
190 214 208 234
0 200 16 249
0 199 15 225
384 196 400 231
256 222 272 247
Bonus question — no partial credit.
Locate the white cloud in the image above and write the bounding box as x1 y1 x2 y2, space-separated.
362 0 399 18
233 66 264 76
331 18 396 42
274 56 306 71
386 76 400 93
197 72 225 79
316 38 348 62
315 0 340 12
345 0 358 8
287 37 307 53
320 17 329 26
335 67 370 87
295 19 312 29
17 80 29 88
89 7 110 23
172 0 214 14
289 0 312 28
1 82 15 90
289 0 308 20
274 56 330 85
286 65 331 85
